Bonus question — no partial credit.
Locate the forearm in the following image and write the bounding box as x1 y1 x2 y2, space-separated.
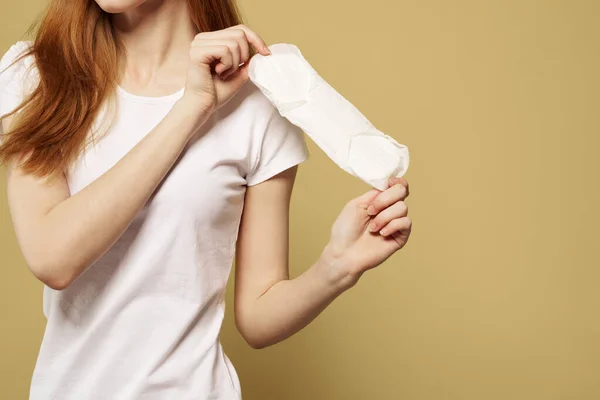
239 250 353 349
34 99 209 285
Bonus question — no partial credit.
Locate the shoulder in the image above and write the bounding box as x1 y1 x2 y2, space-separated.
1 41 38 117
1 41 33 60
218 81 280 125
1 41 37 98
1 41 36 80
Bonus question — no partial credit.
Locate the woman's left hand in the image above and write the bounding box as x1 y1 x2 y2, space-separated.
323 178 412 289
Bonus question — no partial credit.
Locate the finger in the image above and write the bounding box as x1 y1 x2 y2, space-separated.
213 47 233 76
368 201 408 233
190 45 233 75
195 31 250 65
227 24 270 56
390 221 412 247
388 177 409 197
237 36 251 64
221 62 249 88
379 216 412 237
224 28 251 63
192 39 240 78
367 183 408 216
349 189 381 212
220 41 239 79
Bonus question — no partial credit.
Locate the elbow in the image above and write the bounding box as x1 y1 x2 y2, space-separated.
39 274 73 291
241 332 271 350
20 233 87 290
30 265 74 291
244 335 271 350
27 255 78 291
235 316 273 350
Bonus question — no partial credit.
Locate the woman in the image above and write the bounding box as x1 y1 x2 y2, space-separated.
0 0 412 398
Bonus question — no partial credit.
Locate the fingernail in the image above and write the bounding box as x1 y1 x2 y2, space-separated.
380 228 389 236
368 222 378 232
264 47 271 55
367 205 376 216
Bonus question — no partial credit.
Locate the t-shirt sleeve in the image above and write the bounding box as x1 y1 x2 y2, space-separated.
245 103 310 186
0 41 35 135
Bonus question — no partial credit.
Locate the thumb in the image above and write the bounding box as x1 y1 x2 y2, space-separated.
351 188 381 209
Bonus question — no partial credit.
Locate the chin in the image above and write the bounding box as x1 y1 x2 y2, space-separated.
95 0 148 13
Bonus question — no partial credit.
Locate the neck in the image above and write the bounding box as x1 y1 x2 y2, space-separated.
112 0 196 83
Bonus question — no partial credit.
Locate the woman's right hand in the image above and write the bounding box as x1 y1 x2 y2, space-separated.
184 24 271 113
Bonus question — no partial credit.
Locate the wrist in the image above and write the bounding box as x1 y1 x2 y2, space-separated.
316 244 362 293
176 92 215 123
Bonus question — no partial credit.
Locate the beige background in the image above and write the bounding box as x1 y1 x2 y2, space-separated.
1 0 599 399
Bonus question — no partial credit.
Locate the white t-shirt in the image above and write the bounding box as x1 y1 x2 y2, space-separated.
0 41 309 400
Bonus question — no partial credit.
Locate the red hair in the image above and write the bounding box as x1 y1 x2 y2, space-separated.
0 0 244 179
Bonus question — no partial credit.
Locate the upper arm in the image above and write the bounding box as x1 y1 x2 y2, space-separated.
231 86 308 319
234 165 298 318
3 116 70 273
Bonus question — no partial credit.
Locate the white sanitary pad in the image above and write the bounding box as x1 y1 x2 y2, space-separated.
248 43 410 191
